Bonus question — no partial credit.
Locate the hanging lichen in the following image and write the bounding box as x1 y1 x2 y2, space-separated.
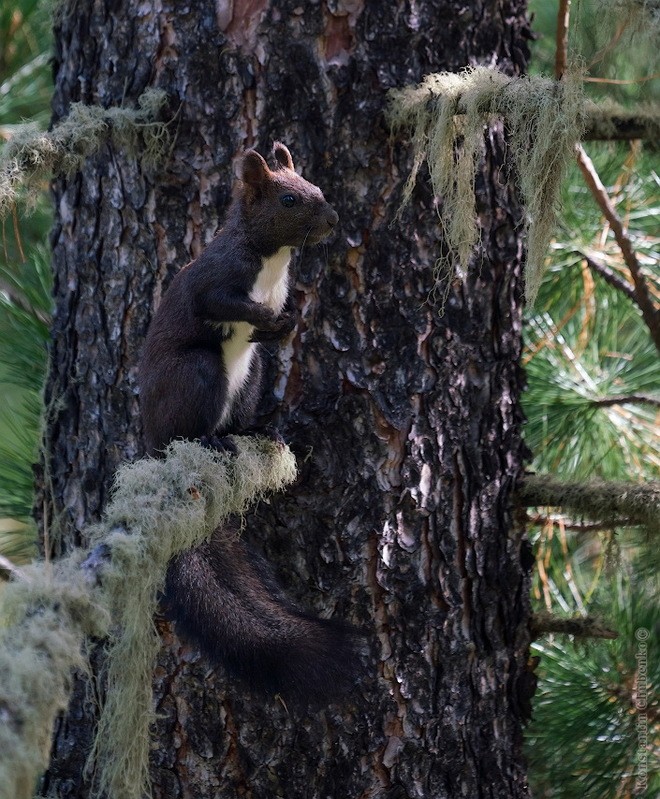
0 437 297 799
0 88 170 217
387 67 585 304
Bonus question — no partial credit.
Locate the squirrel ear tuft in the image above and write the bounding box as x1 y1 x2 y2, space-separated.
273 142 294 171
242 150 270 188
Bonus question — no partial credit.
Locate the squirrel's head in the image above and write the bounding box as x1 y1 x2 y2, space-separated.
239 142 338 254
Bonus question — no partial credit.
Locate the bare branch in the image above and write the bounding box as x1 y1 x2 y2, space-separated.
531 611 618 640
527 513 633 532
555 0 572 79
0 554 29 582
592 394 660 408
576 144 660 353
583 253 637 300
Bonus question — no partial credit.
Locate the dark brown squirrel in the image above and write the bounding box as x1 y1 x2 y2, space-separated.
139 143 362 702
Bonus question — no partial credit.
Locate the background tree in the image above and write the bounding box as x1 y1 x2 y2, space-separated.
33 0 532 797
522 2 659 796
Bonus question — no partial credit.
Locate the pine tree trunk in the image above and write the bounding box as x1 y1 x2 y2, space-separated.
38 1 533 797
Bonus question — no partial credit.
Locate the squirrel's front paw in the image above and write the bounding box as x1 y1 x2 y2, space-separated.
251 312 297 342
199 434 238 455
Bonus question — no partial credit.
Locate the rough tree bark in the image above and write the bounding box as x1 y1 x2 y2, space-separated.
38 1 533 797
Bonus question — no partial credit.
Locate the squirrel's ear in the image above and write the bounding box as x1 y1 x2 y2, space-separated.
242 150 270 189
273 141 294 171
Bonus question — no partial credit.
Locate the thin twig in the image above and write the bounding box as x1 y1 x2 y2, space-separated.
553 0 660 347
11 204 25 262
576 144 660 353
585 73 660 85
0 554 29 582
527 513 633 532
585 20 627 72
583 253 637 301
555 0 572 79
592 394 660 408
0 277 52 326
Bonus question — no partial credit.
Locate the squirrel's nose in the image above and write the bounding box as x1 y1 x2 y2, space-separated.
326 207 339 227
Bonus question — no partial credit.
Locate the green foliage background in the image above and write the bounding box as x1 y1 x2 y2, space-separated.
0 0 657 796
0 0 52 560
524 1 659 795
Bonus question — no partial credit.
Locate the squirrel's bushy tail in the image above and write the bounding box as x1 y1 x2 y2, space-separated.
163 524 364 703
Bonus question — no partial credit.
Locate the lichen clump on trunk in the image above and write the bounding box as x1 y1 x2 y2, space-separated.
0 88 169 217
388 67 584 303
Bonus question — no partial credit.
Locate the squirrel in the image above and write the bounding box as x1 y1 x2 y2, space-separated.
139 143 361 702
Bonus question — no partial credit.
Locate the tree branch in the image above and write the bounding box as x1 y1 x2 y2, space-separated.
519 475 660 535
583 253 637 301
555 0 572 80
527 513 634 532
576 144 660 353
583 109 660 141
0 554 29 582
531 611 618 640
0 439 297 799
591 394 660 408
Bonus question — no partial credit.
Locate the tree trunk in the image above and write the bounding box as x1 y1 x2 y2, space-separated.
38 1 532 797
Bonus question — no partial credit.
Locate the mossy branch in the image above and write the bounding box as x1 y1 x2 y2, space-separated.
531 612 618 640
0 438 297 799
583 101 660 141
519 475 660 536
0 88 170 218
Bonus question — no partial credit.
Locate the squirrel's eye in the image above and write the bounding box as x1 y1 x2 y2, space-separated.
280 194 296 208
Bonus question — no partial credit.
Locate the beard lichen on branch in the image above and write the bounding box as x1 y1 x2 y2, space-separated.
0 438 297 799
387 67 585 303
0 87 170 218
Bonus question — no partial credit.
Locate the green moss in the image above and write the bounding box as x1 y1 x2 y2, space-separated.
388 67 585 304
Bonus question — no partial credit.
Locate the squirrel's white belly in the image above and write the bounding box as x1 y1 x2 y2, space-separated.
251 247 291 314
219 323 255 426
219 248 291 426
